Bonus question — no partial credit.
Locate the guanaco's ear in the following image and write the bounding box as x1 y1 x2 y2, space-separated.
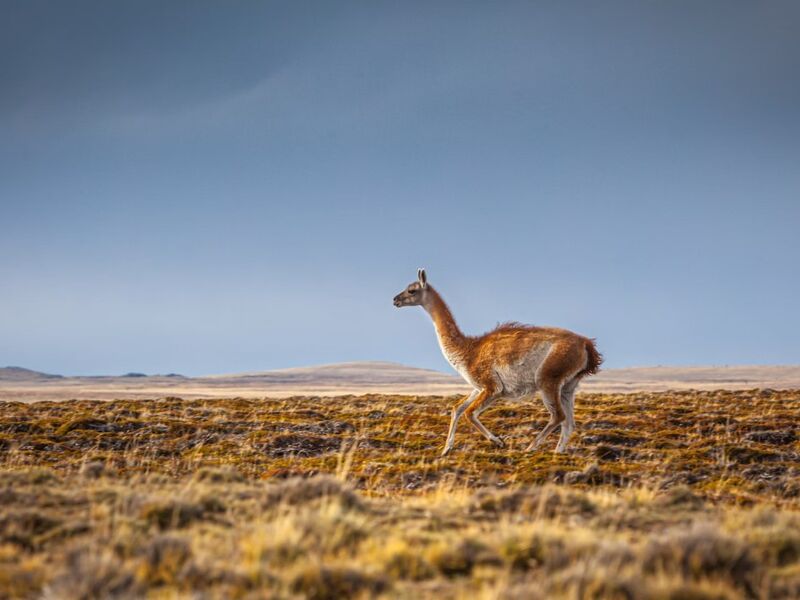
417 268 427 289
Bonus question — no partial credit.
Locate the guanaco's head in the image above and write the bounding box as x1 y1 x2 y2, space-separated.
393 268 429 308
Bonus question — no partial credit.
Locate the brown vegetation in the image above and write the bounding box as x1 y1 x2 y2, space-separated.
0 389 799 598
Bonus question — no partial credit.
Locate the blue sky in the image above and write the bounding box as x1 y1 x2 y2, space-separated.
2 1 799 375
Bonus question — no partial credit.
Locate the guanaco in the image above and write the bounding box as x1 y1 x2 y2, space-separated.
393 269 602 454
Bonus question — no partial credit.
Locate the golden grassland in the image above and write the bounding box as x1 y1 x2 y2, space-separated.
1 389 799 598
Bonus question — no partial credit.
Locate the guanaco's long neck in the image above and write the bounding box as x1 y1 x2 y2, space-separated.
423 286 468 358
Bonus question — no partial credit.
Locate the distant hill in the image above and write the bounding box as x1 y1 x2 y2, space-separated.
201 362 800 393
581 365 800 392
1 361 798 402
203 361 459 386
0 366 62 381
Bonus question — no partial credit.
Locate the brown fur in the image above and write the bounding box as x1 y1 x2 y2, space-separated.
579 338 603 378
424 290 601 392
394 270 603 454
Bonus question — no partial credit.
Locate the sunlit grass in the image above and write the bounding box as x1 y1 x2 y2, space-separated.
0 389 798 597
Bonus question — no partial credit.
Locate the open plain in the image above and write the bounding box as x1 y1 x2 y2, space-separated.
3 362 800 402
1 387 799 598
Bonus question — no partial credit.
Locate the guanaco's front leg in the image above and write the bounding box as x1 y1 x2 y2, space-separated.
442 389 485 456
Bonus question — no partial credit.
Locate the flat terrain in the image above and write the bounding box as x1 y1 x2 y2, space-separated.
1 389 799 598
2 362 800 402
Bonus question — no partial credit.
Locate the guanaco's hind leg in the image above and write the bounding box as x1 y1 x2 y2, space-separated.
525 380 564 451
555 377 580 453
526 342 583 452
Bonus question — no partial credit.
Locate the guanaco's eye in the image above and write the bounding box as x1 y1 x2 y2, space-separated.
409 289 416 294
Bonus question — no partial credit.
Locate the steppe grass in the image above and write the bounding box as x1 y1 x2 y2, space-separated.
0 389 798 598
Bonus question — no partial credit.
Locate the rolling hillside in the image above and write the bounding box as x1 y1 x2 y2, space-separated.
1 361 799 402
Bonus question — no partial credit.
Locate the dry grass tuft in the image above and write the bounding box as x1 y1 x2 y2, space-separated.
140 496 226 530
289 564 387 600
261 475 362 511
425 537 501 577
192 465 245 484
642 525 758 595
43 548 139 600
137 534 192 586
471 484 596 519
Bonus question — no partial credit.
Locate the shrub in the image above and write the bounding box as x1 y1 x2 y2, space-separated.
289 565 387 600
250 502 367 567
137 535 192 586
0 558 45 598
470 485 596 519
43 548 139 600
548 563 643 600
54 418 109 436
0 510 61 550
642 525 758 595
647 579 744 600
140 495 224 530
733 510 800 568
192 466 245 484
499 532 566 572
379 539 435 581
80 461 108 479
0 468 59 486
653 485 705 510
426 538 501 578
262 475 362 511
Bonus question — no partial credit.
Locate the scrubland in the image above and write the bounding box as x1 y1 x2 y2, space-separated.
1 389 799 598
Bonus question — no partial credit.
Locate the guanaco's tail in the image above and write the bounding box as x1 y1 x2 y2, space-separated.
577 339 603 379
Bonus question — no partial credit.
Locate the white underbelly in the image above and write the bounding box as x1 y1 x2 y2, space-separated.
494 343 552 397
